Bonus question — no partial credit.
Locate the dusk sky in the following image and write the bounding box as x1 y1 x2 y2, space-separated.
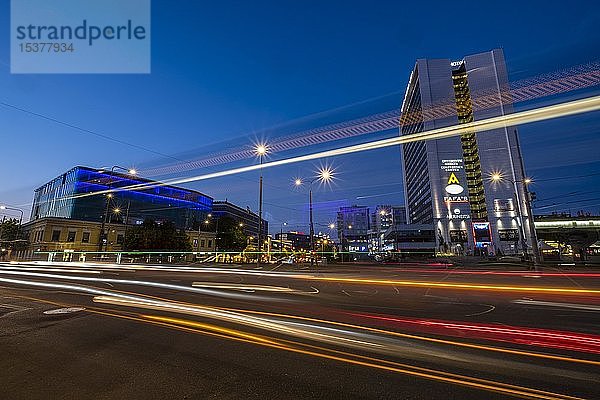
1 0 599 232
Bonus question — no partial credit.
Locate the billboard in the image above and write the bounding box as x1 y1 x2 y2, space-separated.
472 222 492 247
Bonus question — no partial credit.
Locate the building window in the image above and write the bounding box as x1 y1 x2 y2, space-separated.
208 240 212 248
200 240 205 248
67 231 76 242
82 232 90 243
193 239 198 248
51 230 61 242
116 234 124 245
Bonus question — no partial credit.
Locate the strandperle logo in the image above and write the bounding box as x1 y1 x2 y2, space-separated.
15 20 147 46
11 0 151 74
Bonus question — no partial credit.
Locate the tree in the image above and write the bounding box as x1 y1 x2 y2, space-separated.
216 216 247 251
0 218 27 252
123 219 191 251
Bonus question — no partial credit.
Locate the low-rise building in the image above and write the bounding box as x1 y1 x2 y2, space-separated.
20 217 215 259
212 200 268 238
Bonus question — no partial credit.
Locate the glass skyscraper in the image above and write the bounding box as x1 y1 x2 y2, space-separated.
400 49 534 256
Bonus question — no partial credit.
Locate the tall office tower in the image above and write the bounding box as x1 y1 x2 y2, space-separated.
400 49 534 256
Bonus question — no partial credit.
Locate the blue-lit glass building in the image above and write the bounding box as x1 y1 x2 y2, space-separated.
31 166 213 230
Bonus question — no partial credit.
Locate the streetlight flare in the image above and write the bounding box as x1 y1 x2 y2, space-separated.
128 169 137 175
294 178 303 186
113 208 121 213
317 166 334 183
490 172 502 182
524 177 533 184
255 144 268 156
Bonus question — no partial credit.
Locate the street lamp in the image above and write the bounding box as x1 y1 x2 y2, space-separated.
202 213 219 253
490 172 540 266
99 166 137 252
255 143 268 266
294 167 334 268
0 205 24 224
378 209 388 254
279 221 288 254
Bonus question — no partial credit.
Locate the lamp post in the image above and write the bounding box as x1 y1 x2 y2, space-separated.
204 213 219 253
378 209 387 254
98 166 137 253
279 222 287 255
328 223 335 260
490 173 540 267
294 167 333 268
255 144 267 266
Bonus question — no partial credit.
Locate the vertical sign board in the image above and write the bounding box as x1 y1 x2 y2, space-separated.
441 159 470 220
472 222 492 248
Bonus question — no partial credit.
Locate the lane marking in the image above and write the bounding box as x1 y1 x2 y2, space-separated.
513 300 600 311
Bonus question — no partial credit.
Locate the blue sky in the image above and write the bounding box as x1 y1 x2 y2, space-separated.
1 0 599 231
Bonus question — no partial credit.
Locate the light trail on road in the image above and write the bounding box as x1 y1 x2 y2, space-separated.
303 275 600 295
5 268 599 399
4 262 600 296
137 313 589 400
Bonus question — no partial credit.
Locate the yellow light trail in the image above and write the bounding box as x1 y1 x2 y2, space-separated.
216 306 600 367
67 95 600 198
11 294 590 399
303 276 600 295
92 292 600 366
143 315 585 400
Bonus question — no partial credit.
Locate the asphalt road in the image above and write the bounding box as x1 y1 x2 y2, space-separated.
1 260 600 399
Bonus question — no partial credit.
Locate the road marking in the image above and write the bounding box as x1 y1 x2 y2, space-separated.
465 305 496 317
43 307 86 315
513 299 600 311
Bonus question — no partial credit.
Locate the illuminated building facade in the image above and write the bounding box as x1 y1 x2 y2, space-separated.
369 205 406 252
400 49 534 256
337 205 370 254
31 166 212 230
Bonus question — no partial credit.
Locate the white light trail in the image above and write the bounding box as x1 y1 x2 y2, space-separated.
123 95 600 189
37 94 600 204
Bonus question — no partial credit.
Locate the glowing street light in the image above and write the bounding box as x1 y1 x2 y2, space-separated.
99 165 138 252
488 170 540 266
255 144 267 156
293 165 336 268
255 143 268 266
